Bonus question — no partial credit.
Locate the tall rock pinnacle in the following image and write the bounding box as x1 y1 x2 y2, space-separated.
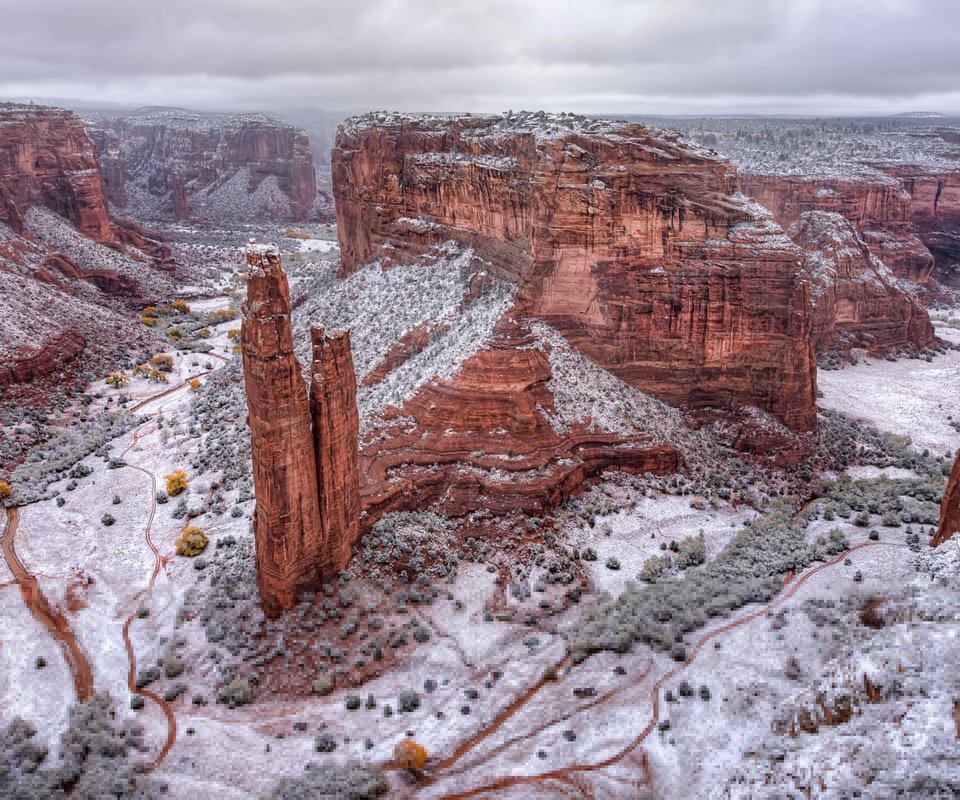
241 243 362 613
933 452 960 547
310 327 361 574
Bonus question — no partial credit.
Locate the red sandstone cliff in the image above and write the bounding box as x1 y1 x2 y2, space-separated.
242 245 325 611
0 104 173 399
87 108 321 222
790 211 935 355
740 172 960 288
933 453 960 547
333 112 817 431
310 327 361 573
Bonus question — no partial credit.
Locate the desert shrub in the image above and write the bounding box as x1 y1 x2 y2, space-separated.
640 554 668 582
397 690 420 713
139 316 157 327
155 490 168 504
176 526 208 557
264 762 387 799
194 327 212 339
148 369 169 384
188 378 201 392
101 513 115 527
345 695 361 711
105 373 129 389
217 678 252 708
314 733 337 753
165 300 191 314
676 532 706 568
394 738 428 770
0 693 160 798
164 470 188 496
0 481 10 500
142 305 159 318
227 328 241 342
149 354 174 373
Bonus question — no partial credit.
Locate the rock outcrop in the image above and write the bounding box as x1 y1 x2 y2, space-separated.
933 453 960 547
241 246 361 612
741 172 960 288
790 211 935 355
310 327 361 574
333 112 817 431
357 313 683 524
86 108 322 222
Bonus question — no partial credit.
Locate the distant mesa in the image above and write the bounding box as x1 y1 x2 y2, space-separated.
85 108 331 223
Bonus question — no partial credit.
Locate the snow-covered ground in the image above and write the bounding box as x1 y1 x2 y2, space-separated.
817 348 960 456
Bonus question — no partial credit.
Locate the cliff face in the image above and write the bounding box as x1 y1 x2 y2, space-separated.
0 105 115 243
334 113 818 432
740 172 960 288
790 211 935 355
87 108 321 222
242 247 361 612
0 104 173 400
310 328 361 574
934 453 960 547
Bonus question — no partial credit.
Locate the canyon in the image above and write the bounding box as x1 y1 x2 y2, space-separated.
86 108 327 223
334 112 819 432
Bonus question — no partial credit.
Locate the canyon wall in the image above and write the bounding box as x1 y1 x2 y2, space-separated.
0 104 173 400
87 108 322 223
242 246 361 612
790 211 935 355
740 172 960 288
333 113 817 431
933 453 960 547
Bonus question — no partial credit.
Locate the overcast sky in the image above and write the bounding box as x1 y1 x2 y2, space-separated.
3 0 959 115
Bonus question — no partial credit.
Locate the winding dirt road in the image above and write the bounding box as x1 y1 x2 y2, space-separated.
427 541 908 799
1 507 94 702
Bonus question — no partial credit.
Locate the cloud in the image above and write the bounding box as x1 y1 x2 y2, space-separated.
2 0 958 113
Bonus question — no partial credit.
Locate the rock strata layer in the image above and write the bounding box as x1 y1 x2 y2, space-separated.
333 112 818 431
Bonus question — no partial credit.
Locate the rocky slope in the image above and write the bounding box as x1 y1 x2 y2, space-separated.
333 112 817 431
0 104 176 399
934 452 960 546
741 171 960 288
790 211 935 355
86 108 325 223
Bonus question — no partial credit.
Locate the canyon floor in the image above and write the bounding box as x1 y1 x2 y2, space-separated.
1 228 958 799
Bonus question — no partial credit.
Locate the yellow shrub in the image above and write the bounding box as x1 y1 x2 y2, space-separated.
132 363 150 378
164 470 187 496
0 481 11 500
165 299 191 314
149 354 174 372
188 378 201 391
194 327 211 339
142 305 159 317
105 373 129 388
139 316 158 327
148 370 169 384
394 739 428 770
212 309 238 322
175 525 208 557
227 328 241 342
168 327 182 342
231 344 242 355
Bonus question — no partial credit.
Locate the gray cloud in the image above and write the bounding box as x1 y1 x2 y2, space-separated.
2 0 959 113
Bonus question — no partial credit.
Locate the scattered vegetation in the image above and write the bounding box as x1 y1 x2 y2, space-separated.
176 525 209 556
